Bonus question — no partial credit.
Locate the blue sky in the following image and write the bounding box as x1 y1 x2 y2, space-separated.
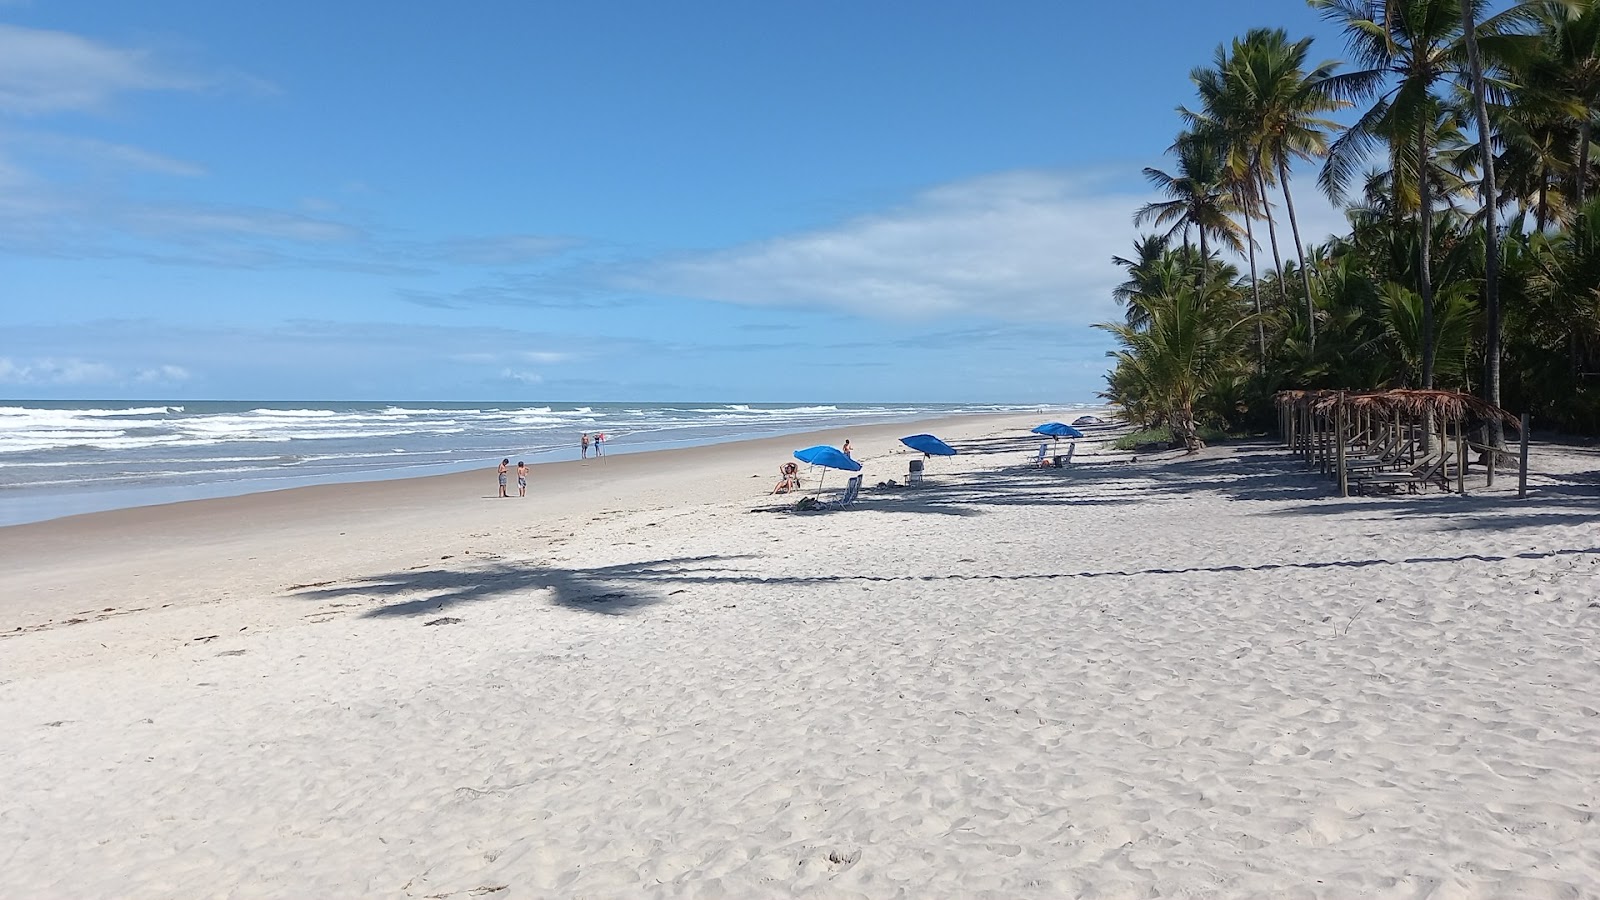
2 1 1359 402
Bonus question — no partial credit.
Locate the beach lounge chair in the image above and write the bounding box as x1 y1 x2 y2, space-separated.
792 475 863 512
837 474 863 507
1345 436 1414 473
1031 442 1074 468
1353 451 1450 495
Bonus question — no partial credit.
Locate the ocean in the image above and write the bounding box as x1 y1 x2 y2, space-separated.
0 400 1083 526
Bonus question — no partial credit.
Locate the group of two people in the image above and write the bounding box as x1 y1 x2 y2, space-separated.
580 431 607 459
497 459 528 498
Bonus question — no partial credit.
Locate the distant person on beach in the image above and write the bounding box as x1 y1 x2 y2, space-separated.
842 439 853 458
580 432 590 459
498 459 510 498
516 461 528 497
595 432 605 456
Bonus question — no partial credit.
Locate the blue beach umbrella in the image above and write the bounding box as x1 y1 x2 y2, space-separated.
794 444 861 497
1031 422 1084 439
899 434 957 457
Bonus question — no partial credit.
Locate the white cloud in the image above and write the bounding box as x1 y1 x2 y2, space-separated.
123 205 359 242
0 24 197 114
498 368 544 384
519 350 572 364
416 235 577 266
134 364 192 383
626 170 1149 324
5 131 208 177
0 356 189 386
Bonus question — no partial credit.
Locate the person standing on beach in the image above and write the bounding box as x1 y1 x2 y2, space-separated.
595 432 605 456
498 459 510 498
842 439 853 458
580 432 590 459
516 461 528 497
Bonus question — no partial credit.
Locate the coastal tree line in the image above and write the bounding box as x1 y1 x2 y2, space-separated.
1098 0 1600 451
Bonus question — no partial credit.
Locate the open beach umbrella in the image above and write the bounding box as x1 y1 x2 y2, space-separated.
900 433 956 457
794 444 861 496
1032 422 1084 439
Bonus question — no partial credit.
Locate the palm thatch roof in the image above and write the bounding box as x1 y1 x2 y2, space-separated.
1276 389 1521 429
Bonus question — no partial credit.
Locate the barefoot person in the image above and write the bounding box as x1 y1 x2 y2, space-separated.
516 460 528 497
595 432 606 457
498 458 510 498
842 439 853 458
580 432 590 459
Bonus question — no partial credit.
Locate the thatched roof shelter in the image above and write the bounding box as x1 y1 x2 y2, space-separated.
1273 389 1338 409
1299 389 1521 429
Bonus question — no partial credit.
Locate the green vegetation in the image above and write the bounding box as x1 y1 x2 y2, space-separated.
1113 424 1235 451
1101 1 1600 449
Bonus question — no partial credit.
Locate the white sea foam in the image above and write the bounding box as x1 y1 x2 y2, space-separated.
0 400 1099 523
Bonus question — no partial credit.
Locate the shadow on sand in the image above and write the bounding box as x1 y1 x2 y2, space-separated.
290 555 760 618
290 438 1600 618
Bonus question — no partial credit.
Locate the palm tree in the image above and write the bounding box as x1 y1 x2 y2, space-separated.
1097 280 1256 452
1460 0 1505 445
1188 44 1290 320
1112 234 1189 327
1530 0 1600 210
1314 0 1521 389
1226 28 1345 352
1134 131 1246 281
1495 91 1577 229
1227 154 1271 365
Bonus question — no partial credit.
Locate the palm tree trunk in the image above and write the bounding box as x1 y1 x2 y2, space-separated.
1537 173 1549 232
1256 164 1289 309
1172 403 1204 453
1578 118 1592 212
1278 158 1317 353
1244 208 1266 367
1417 117 1437 390
1197 229 1209 289
1461 0 1504 449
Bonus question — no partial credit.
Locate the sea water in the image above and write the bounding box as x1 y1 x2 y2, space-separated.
0 400 1083 526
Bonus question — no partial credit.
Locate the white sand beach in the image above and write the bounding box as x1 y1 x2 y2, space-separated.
3 411 1599 898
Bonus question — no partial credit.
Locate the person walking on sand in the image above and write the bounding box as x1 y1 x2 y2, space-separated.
516 460 528 497
580 432 590 459
497 458 510 498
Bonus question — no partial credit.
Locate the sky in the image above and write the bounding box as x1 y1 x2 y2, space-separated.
1 1 1362 403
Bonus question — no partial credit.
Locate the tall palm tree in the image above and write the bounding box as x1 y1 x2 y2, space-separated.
1134 131 1246 281
1495 91 1577 228
1187 62 1278 365
1460 0 1505 445
1314 0 1521 388
1227 28 1345 352
1227 152 1271 365
1530 0 1600 210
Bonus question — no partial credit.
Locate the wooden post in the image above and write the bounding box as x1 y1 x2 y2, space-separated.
1518 413 1530 499
1319 412 1328 474
1440 409 1452 486
1487 429 1496 488
1336 403 1348 496
1455 419 1466 495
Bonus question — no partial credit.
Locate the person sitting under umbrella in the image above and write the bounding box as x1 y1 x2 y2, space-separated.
772 461 802 494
